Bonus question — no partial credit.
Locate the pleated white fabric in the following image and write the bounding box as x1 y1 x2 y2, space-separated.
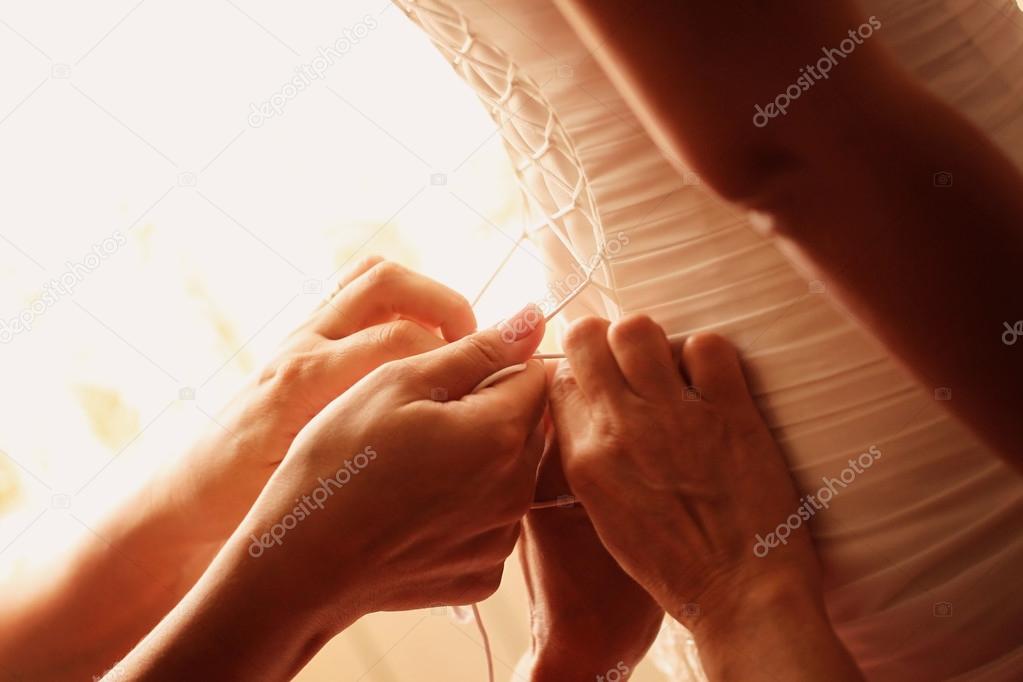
394 0 1023 679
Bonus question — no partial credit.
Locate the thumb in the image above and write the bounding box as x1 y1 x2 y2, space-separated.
406 303 545 399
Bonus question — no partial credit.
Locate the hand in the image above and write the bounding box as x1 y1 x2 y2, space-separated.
169 256 477 543
549 315 863 681
110 306 551 680
520 410 663 681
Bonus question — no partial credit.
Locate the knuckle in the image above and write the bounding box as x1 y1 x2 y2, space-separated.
549 367 578 401
684 332 737 364
269 352 317 387
363 260 407 290
461 334 504 369
564 315 609 350
355 254 384 271
375 320 421 354
609 314 663 346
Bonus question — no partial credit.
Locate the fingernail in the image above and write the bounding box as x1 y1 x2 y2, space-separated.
499 303 543 343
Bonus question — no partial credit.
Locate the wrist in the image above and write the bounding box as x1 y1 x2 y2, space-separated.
530 648 636 682
688 571 825 640
686 573 862 681
122 533 352 681
156 415 276 546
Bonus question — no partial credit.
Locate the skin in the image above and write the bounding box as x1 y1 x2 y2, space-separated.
539 315 864 681
6 2 1018 673
3 259 854 680
519 398 664 680
552 0 1023 470
0 258 481 680
107 303 549 680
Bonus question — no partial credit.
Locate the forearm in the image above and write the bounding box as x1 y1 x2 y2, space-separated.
758 85 1023 469
0 429 265 679
551 0 875 199
555 0 1023 467
109 534 342 682
0 476 225 680
520 496 662 682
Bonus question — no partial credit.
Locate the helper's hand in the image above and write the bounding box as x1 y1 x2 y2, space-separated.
549 316 863 682
172 256 477 543
110 306 549 681
519 407 663 682
0 258 478 682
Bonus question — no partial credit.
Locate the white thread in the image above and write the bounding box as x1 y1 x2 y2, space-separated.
471 232 527 307
471 603 495 682
471 363 528 394
400 4 629 679
529 496 578 510
543 263 599 321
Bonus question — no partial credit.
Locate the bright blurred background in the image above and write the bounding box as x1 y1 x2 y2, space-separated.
0 1 667 679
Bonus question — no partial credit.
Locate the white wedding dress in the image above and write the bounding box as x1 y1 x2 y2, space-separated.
394 0 1023 679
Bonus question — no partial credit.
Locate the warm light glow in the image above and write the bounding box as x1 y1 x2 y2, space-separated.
0 4 551 671
0 1 608 679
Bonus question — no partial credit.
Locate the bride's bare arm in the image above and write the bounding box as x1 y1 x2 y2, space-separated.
553 0 1023 469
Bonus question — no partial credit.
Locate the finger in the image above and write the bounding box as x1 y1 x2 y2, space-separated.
501 421 548 519
522 420 546 484
680 333 754 408
469 359 549 441
300 321 446 398
531 420 572 502
406 303 546 400
548 360 593 461
290 321 446 408
316 255 385 311
562 316 629 403
314 261 477 341
607 315 683 400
